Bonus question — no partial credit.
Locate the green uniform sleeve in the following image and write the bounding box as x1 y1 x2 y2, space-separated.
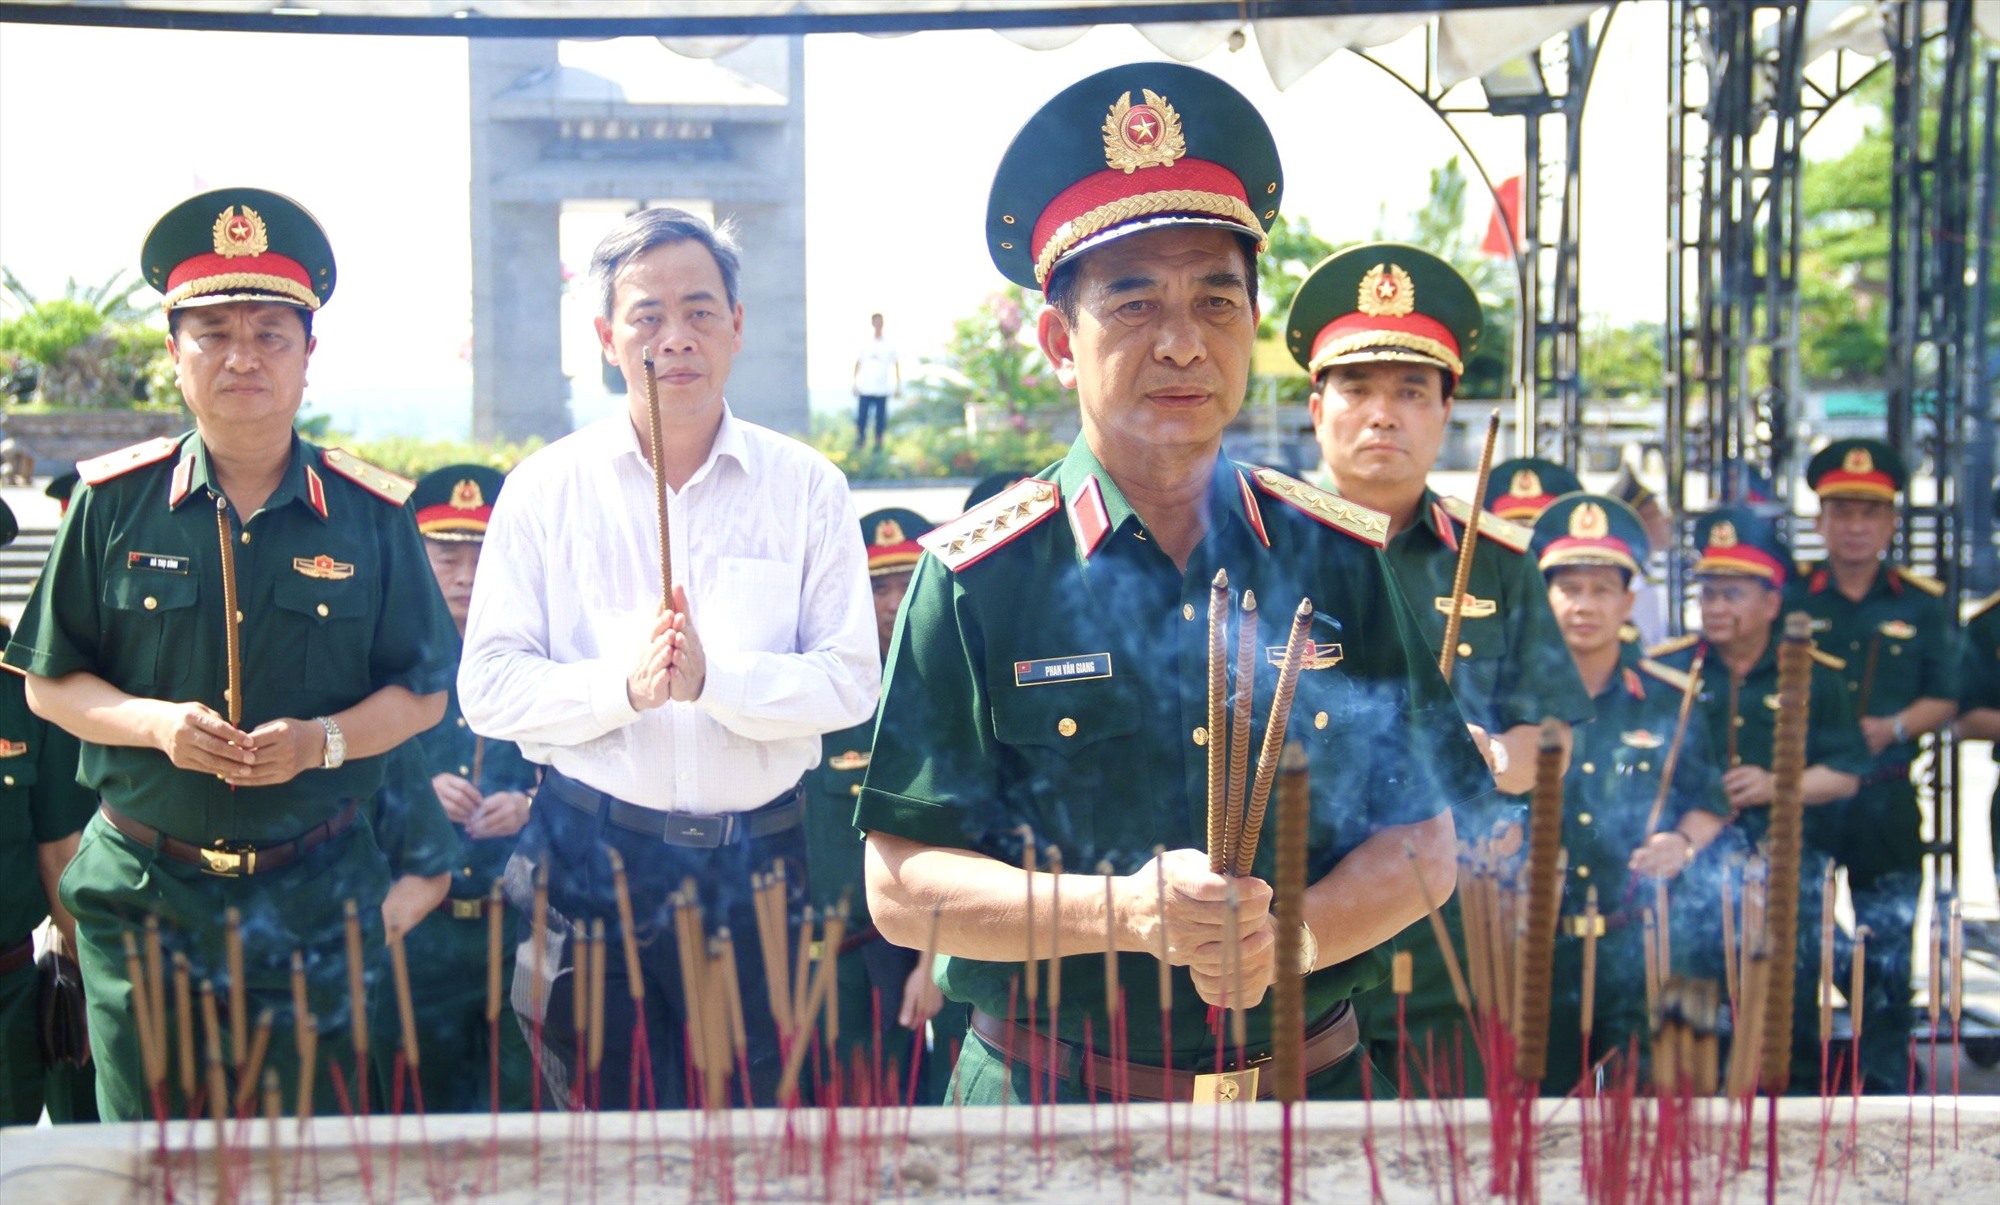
27 712 93 844
368 739 460 879
365 504 458 698
855 556 1002 851
1962 610 2000 712
1916 594 1961 701
3 486 103 680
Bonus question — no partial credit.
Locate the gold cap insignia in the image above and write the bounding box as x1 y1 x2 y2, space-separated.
1711 520 1738 548
450 479 485 510
1844 446 1874 475
211 205 269 259
873 518 906 546
1357 263 1416 318
1569 501 1609 539
1510 469 1543 498
1102 89 1186 174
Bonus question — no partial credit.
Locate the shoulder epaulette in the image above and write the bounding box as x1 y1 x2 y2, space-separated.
1647 633 1700 658
1436 495 1532 553
1965 590 2000 624
1638 658 1694 693
1252 467 1389 548
1810 646 1848 671
77 436 179 486
1892 566 1946 597
1619 622 1642 645
917 477 1060 571
320 447 415 506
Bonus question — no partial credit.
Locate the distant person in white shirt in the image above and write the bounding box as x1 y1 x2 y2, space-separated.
458 207 879 1110
852 312 899 450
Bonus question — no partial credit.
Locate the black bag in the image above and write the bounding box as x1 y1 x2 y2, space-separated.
37 947 89 1068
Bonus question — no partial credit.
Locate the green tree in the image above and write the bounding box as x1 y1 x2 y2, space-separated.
1579 318 1664 397
0 268 168 407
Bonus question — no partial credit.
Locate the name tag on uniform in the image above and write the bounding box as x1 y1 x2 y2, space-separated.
127 551 188 574
1879 620 1917 640
1808 617 1833 632
1014 653 1112 687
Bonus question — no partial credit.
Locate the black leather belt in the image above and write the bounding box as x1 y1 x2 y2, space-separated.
543 770 804 848
100 801 358 877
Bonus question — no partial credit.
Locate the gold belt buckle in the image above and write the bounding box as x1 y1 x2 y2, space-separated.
450 898 485 920
199 842 256 877
1191 1066 1260 1103
1564 914 1606 938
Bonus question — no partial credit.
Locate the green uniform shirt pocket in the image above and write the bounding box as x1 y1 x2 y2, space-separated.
271 575 371 696
989 680 1143 857
0 759 33 845
102 572 200 692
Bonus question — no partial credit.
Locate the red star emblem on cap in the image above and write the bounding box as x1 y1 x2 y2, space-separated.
226 214 254 243
1125 106 1161 146
1374 275 1400 302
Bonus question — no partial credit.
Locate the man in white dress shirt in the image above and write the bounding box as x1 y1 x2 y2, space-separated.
459 208 879 1109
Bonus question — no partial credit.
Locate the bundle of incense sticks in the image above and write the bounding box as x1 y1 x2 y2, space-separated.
1270 743 1311 1104
1759 611 1814 1092
752 865 795 1045
342 899 370 1111
1652 976 1721 1096
1201 580 1312 877
1513 719 1566 1083
777 899 847 1103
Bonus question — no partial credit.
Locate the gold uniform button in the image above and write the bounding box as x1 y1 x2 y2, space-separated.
456 717 468 728
1314 711 1329 730
459 765 471 775
240 530 252 545
1639 761 1652 773
2 776 12 788
1849 682 1859 691
1457 642 1473 658
1733 716 1745 728
1576 864 1591 878
1581 761 1596 775
1192 726 1208 746
316 603 330 618
234 610 243 623
1182 604 1195 621
849 783 862 796
143 596 158 610
1057 717 1078 738
1578 812 1592 826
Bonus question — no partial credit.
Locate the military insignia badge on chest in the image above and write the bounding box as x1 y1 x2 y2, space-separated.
293 554 355 581
1879 620 1917 640
0 739 27 758
1268 640 1342 670
1434 593 1497 619
827 750 871 773
1620 730 1664 749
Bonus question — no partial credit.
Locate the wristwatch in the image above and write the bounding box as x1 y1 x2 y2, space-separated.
316 716 346 770
1892 716 1910 744
1297 921 1319 977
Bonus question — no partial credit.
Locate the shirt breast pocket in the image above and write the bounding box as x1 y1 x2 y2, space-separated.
271 575 372 697
0 758 35 844
989 681 1142 857
102 572 201 693
703 557 800 654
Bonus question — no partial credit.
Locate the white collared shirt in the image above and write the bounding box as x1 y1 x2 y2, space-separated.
458 406 880 813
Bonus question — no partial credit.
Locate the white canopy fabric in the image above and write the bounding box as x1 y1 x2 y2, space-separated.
9 1 1963 90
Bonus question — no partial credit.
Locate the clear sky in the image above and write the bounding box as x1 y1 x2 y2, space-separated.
0 11 1862 434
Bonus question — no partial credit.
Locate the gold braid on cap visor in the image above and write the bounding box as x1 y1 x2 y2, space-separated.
1307 330 1464 378
163 272 321 312
1035 190 1266 287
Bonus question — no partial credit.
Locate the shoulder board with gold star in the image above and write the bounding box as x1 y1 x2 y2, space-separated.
917 477 1060 572
1965 590 2000 624
320 447 416 506
1436 495 1532 553
1638 658 1694 693
1251 467 1389 548
1647 633 1700 659
1810 646 1848 671
1891 566 1946 597
1619 623 1642 645
77 436 180 486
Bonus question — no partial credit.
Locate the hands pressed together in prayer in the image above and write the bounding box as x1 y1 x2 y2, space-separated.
432 773 534 839
1120 847 1284 1010
155 702 325 787
627 584 707 710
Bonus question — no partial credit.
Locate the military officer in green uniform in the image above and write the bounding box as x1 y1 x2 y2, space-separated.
4 188 460 1121
858 63 1492 1106
1290 243 1593 1091
1784 438 1958 1089
1959 571 2000 897
0 497 98 1125
804 507 954 1100
1650 507 1868 1088
1483 457 1582 525
366 465 538 1113
1530 494 1727 1088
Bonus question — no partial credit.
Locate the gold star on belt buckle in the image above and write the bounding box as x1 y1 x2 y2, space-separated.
1192 1060 1265 1102
451 899 486 920
199 842 258 877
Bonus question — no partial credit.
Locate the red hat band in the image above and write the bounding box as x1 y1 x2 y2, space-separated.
1813 468 1897 501
416 503 493 534
1031 157 1260 288
1309 310 1464 378
165 250 317 310
1696 543 1786 586
1539 535 1639 575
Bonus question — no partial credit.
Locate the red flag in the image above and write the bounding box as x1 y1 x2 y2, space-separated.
1481 176 1522 258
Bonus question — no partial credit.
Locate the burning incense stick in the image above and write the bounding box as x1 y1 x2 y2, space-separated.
1514 719 1565 1082
226 907 247 1075
1579 886 1600 1047
1440 411 1500 679
122 932 163 1096
588 920 608 1089
486 881 505 1028
342 900 369 1097
1404 841 1472 1017
263 1069 283 1202
296 1016 318 1132
1758 612 1813 1093
1236 598 1312 877
1020 826 1040 1007
1642 651 1705 837
234 1009 274 1116
1224 589 1257 874
1271 744 1311 1104
199 979 229 1125
174 953 196 1107
1819 862 1838 1054
1206 570 1229 872
606 848 646 1003
1046 848 1065 1040
143 916 165 1079
641 348 672 607
388 926 421 1073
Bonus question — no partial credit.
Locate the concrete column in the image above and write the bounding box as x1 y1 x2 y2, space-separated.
717 39 808 436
